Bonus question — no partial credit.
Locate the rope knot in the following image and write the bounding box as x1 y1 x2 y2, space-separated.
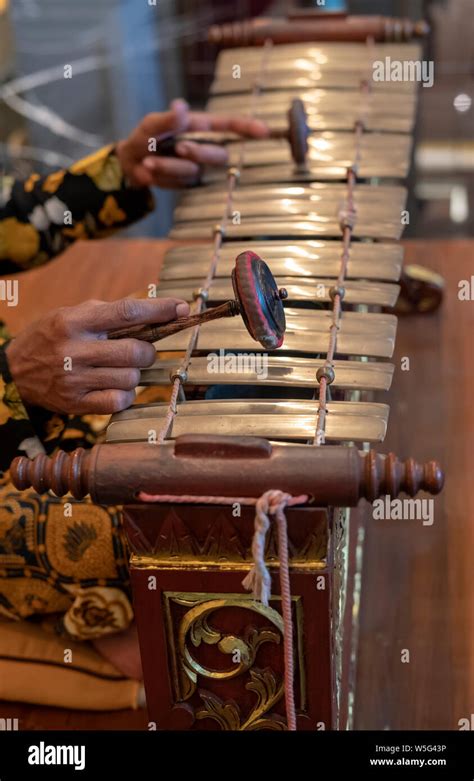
242 488 305 732
242 490 287 606
339 207 357 231
260 488 292 516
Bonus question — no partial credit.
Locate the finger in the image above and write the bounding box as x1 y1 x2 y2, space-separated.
175 140 228 166
75 367 141 392
142 155 200 184
210 115 270 138
80 389 137 415
125 164 155 188
73 297 190 334
188 112 269 138
140 102 189 139
76 338 156 368
125 100 190 161
124 161 193 189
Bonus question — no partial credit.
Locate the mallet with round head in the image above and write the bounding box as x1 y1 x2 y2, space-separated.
155 98 310 169
107 251 287 350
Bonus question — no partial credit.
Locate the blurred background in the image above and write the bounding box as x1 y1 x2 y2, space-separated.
0 0 473 237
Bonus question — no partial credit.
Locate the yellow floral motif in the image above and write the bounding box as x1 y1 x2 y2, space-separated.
60 428 87 440
0 378 28 424
80 414 110 434
0 217 40 265
62 222 88 240
89 155 124 192
69 145 115 178
46 501 123 579
24 174 40 193
98 195 126 227
42 170 66 193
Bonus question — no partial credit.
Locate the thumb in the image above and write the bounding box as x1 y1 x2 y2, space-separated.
77 297 190 334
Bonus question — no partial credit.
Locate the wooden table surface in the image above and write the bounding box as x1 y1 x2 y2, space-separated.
356 238 473 731
0 237 471 730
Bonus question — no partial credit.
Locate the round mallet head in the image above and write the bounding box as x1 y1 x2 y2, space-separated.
288 97 310 167
232 251 287 350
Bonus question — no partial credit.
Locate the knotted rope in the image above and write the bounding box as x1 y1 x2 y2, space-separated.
242 489 305 731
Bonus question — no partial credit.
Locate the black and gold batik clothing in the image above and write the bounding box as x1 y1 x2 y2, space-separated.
0 144 153 275
0 146 154 638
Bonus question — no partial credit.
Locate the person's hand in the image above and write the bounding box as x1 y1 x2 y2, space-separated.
115 98 269 188
5 297 189 415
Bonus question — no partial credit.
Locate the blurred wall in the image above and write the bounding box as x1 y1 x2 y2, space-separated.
5 0 185 235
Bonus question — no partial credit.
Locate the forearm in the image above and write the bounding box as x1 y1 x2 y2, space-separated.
0 146 154 273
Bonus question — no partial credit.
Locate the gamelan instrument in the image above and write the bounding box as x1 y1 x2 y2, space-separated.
11 11 444 731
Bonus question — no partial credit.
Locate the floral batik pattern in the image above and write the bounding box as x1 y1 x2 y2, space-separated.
0 145 153 272
0 147 155 636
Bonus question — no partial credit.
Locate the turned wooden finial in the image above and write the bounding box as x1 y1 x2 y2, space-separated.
207 16 429 46
11 448 91 499
362 450 444 502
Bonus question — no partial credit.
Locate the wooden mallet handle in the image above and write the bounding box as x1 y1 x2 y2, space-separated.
107 300 239 344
